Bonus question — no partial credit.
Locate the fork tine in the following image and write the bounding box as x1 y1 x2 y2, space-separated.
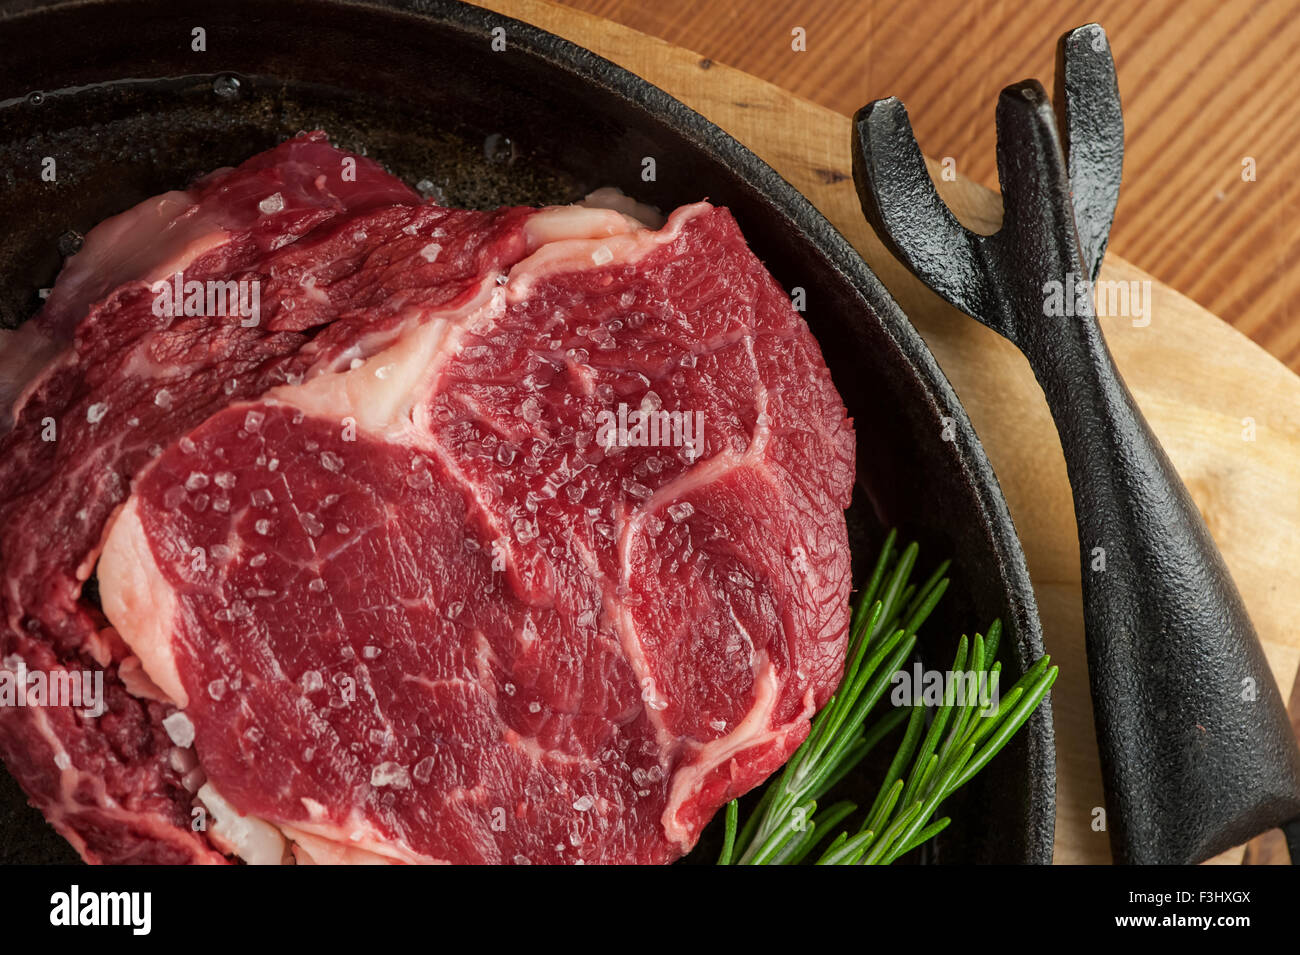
851 97 994 331
991 80 1080 276
1055 23 1124 282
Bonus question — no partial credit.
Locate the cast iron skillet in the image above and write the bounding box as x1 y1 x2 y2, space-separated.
0 0 1054 864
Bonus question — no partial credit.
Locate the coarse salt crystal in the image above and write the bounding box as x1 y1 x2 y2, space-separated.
258 192 285 214
162 712 195 747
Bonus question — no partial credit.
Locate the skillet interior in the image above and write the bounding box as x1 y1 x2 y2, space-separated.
0 0 1054 864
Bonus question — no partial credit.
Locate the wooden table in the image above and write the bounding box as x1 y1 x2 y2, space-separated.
480 0 1300 864
561 0 1300 376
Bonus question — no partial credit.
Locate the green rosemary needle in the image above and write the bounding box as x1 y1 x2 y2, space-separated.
717 530 1057 866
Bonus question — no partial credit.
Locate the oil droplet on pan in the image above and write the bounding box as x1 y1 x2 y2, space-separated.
483 133 516 166
212 74 241 100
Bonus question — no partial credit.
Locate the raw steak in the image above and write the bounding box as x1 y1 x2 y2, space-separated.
0 133 855 864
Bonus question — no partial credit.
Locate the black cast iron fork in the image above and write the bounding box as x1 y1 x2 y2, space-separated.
851 22 1300 864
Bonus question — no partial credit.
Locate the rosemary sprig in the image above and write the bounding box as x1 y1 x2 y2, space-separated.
716 530 1057 866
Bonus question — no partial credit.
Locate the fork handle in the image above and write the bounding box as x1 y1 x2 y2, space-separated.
1022 283 1300 864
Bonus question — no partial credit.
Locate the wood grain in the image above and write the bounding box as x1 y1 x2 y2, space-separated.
474 0 1300 864
559 0 1300 376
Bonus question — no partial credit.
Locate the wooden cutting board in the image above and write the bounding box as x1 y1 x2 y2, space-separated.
474 0 1300 865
